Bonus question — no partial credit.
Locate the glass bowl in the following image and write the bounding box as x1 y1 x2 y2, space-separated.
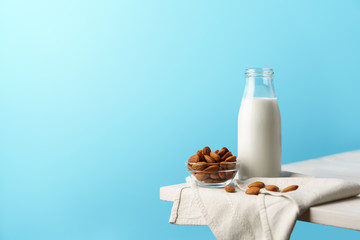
186 161 238 187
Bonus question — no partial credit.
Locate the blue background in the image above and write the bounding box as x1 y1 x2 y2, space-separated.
1 0 360 239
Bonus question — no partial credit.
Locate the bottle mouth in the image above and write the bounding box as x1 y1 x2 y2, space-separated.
246 68 273 77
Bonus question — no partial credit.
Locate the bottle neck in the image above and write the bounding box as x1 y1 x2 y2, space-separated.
243 68 276 98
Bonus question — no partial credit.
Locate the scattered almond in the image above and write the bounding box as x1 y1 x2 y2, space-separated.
248 181 265 188
225 185 235 193
246 187 260 195
265 185 279 192
281 185 299 193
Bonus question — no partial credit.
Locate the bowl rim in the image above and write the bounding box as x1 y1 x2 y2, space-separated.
186 161 239 173
188 168 238 173
186 160 239 165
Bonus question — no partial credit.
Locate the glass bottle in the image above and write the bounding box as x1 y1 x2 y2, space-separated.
238 68 281 178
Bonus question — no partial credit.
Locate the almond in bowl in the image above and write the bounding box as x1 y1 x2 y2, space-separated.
187 146 238 187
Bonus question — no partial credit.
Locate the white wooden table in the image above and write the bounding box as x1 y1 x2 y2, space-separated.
160 150 360 230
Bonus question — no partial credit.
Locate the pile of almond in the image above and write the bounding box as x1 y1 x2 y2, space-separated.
187 146 237 184
245 181 299 195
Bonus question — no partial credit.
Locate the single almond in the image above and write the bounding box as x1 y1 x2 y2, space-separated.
203 165 219 172
218 172 226 179
220 162 228 170
225 156 237 162
281 185 299 193
225 185 235 193
227 163 236 170
218 148 226 157
197 150 206 162
215 150 219 154
195 173 208 181
265 185 279 192
248 181 265 188
225 171 235 179
221 151 232 161
204 155 216 163
188 154 200 163
210 173 220 179
220 162 236 170
202 146 211 155
210 152 221 162
191 163 207 171
221 147 229 153
246 187 260 195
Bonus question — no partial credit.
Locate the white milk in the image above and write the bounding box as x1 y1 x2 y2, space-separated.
237 97 281 178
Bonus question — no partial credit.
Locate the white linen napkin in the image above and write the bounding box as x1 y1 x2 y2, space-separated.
169 172 360 240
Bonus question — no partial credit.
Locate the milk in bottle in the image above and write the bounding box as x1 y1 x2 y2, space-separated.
238 68 281 178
